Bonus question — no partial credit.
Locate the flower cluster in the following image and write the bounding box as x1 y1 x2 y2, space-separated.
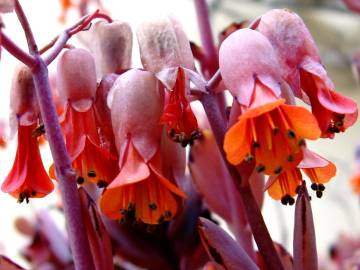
220 9 356 203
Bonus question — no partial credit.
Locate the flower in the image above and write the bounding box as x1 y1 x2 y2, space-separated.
137 17 200 146
265 148 336 204
219 29 321 175
258 9 358 138
2 65 54 202
100 69 186 224
52 48 118 186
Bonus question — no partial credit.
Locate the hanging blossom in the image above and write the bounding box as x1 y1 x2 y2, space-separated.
258 9 358 138
136 17 201 147
50 48 118 187
1 65 54 203
265 147 336 204
220 29 321 175
78 19 133 80
100 69 186 225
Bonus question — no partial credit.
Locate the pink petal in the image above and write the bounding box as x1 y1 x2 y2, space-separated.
219 28 281 106
299 148 329 169
258 9 320 96
0 0 14 13
57 48 97 105
10 64 39 126
198 218 258 270
110 69 163 162
293 184 318 270
137 17 194 83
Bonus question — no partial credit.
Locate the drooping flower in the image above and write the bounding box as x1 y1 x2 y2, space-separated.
265 148 336 204
2 65 54 202
78 20 133 80
100 69 186 225
220 29 321 175
52 48 118 186
258 9 358 138
137 17 201 147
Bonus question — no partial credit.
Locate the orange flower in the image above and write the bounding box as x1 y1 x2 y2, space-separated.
160 68 200 147
266 149 336 204
2 65 54 202
101 69 186 224
224 83 321 175
2 123 54 202
51 48 118 186
100 140 186 224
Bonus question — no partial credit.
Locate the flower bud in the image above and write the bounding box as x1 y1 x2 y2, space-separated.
57 48 97 111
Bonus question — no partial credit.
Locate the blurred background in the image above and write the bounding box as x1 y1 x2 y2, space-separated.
1 0 360 268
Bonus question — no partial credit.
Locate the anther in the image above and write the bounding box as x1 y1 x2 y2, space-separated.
18 193 24 204
119 217 126 224
318 184 325 191
76 176 85 184
311 183 318 191
287 129 296 139
255 164 266 173
287 155 294 162
164 210 172 219
169 128 176 138
244 154 254 162
298 138 306 146
288 197 295 206
88 170 96 178
316 190 323 198
97 180 108 188
31 191 37 196
252 141 260 148
148 202 157 210
181 139 188 148
281 196 288 205
127 203 135 212
158 216 165 224
274 166 283 174
273 127 279 135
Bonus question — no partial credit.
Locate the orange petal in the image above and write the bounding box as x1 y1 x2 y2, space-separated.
224 118 251 165
280 104 321 140
302 161 336 184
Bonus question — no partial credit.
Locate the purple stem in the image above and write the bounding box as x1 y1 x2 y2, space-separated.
14 0 37 53
200 93 284 270
0 32 35 66
11 1 95 269
32 57 95 270
194 0 218 74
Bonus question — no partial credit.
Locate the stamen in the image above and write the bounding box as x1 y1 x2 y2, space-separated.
148 202 157 210
287 155 294 162
316 190 323 198
256 164 266 173
310 183 318 191
281 195 288 205
274 166 283 174
127 202 135 212
31 191 37 196
97 180 108 188
250 119 258 143
298 139 306 146
288 196 295 205
88 170 96 178
318 184 325 191
77 176 85 184
244 153 254 162
287 129 296 139
164 210 172 219
266 113 278 134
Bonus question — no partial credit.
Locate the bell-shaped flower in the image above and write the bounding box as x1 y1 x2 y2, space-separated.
1 65 54 202
100 69 186 225
265 148 336 204
220 29 321 175
137 17 201 147
258 9 358 138
78 20 132 80
342 0 360 13
53 48 118 187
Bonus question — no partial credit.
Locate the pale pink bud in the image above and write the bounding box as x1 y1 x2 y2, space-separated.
79 20 133 80
137 17 194 88
10 64 39 127
56 48 97 111
219 28 281 107
110 69 163 163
